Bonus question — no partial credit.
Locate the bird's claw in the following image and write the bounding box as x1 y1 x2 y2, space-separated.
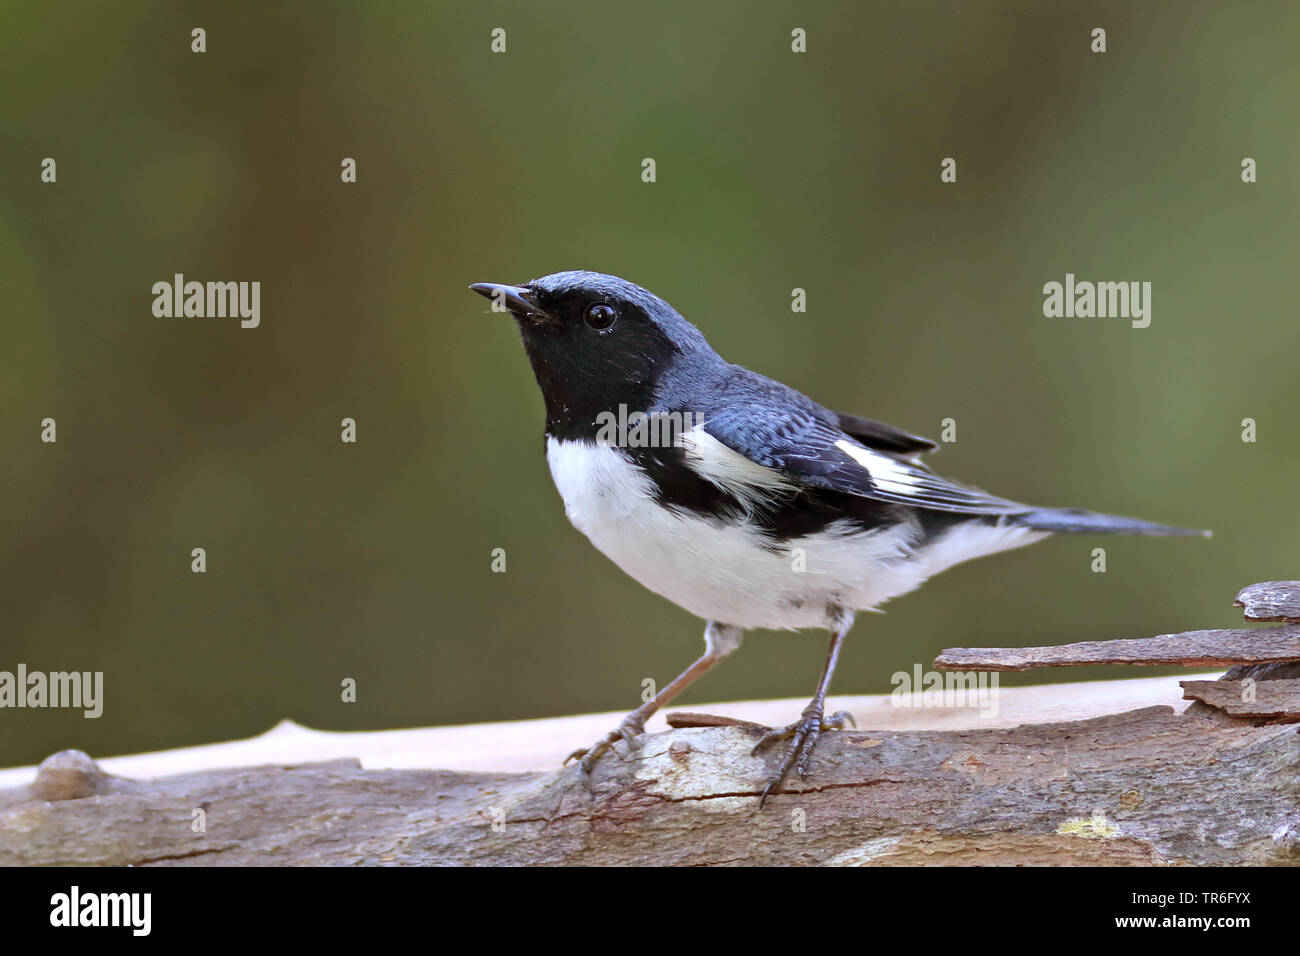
751 706 854 806
564 715 646 780
827 709 856 730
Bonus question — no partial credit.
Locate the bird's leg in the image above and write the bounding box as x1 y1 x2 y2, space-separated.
567 622 742 778
752 609 855 806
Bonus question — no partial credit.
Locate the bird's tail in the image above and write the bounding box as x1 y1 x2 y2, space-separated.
1014 507 1210 537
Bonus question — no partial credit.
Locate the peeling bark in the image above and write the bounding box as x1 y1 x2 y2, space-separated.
936 626 1300 671
1180 679 1300 721
1235 581 1300 623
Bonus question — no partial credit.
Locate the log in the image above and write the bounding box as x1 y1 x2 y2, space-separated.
8 580 1300 867
3 677 1299 866
935 626 1300 671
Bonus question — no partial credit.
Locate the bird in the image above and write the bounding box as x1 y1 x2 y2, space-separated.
469 270 1208 804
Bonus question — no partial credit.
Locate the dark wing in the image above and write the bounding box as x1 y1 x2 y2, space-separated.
833 411 937 456
700 404 1028 516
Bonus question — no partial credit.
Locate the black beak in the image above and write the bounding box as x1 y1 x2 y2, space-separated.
469 282 548 319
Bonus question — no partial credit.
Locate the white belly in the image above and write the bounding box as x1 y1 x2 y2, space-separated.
545 439 1045 630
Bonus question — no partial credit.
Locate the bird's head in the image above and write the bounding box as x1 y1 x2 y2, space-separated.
470 270 714 435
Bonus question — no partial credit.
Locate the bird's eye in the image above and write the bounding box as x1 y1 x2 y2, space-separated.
584 303 618 333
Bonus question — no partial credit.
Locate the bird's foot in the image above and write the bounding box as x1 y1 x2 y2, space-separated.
751 706 855 806
564 712 648 780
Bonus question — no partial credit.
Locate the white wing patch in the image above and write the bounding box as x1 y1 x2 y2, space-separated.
834 439 920 494
834 438 1027 514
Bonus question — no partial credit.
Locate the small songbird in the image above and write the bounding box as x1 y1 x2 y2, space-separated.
470 271 1207 803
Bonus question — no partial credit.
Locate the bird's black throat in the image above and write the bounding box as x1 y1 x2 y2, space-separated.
514 313 687 442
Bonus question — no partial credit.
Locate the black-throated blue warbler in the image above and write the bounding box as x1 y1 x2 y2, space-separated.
470 270 1207 804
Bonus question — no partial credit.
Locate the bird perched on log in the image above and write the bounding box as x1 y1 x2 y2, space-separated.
470 271 1208 804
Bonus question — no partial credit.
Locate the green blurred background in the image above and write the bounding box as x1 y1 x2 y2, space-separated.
2 1 1297 768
